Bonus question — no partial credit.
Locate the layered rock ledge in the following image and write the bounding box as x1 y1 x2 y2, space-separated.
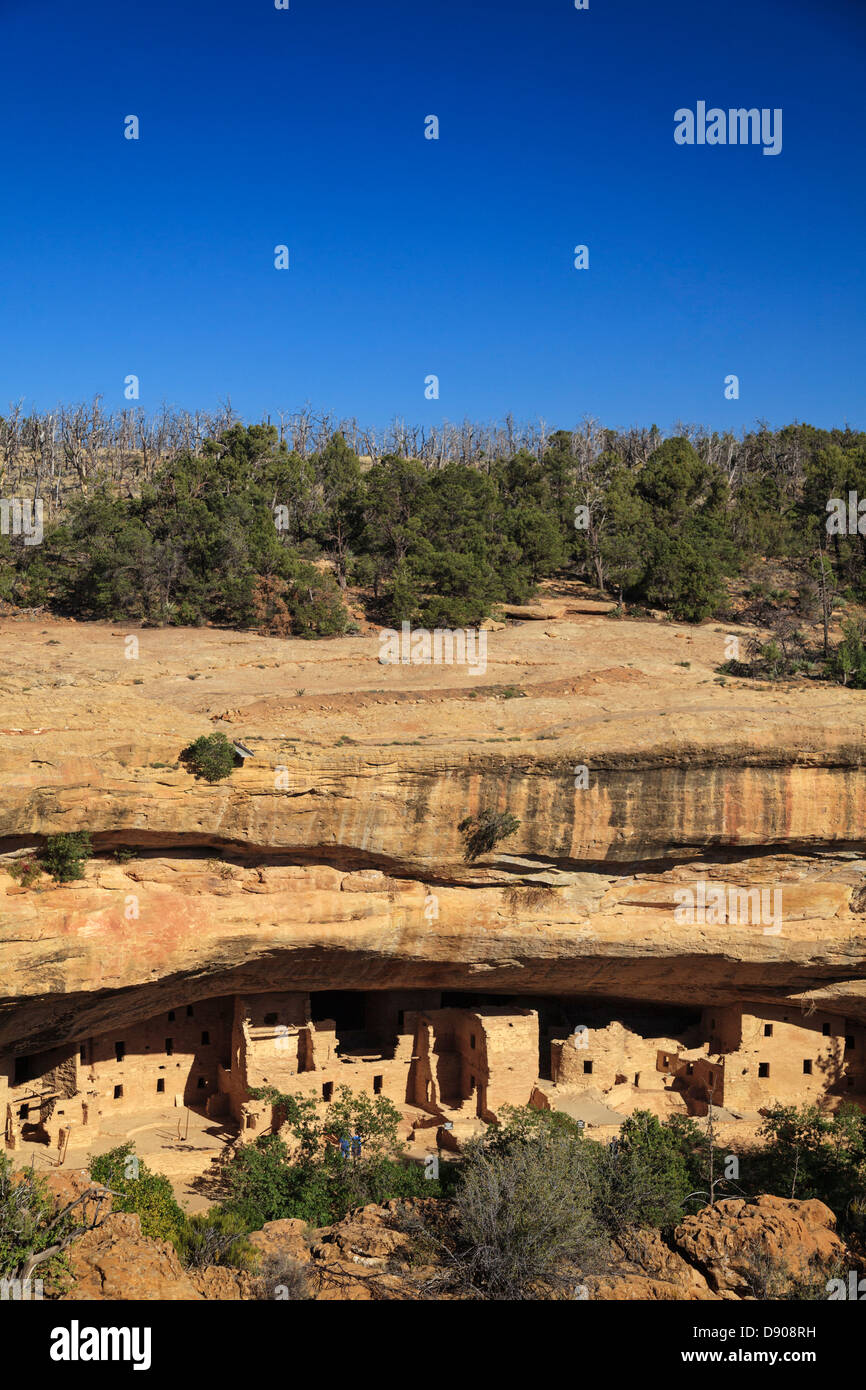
2 602 866 1052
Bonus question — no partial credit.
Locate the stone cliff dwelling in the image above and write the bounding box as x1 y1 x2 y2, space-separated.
4 988 865 1158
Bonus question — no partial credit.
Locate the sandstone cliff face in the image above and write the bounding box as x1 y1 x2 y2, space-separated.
2 608 866 1053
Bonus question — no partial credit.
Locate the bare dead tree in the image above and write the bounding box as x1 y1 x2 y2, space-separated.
2 1168 117 1284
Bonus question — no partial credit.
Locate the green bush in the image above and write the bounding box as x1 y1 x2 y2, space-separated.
181 733 236 782
221 1133 441 1232
39 832 92 883
176 1208 255 1270
589 1111 697 1233
89 1144 187 1249
742 1103 866 1230
829 619 866 688
218 1086 450 1231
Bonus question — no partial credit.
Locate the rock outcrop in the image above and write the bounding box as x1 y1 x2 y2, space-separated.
56 1192 850 1301
63 1212 205 1301
672 1194 845 1296
3 607 866 1052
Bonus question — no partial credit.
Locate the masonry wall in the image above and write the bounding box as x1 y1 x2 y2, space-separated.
706 1004 866 1109
551 1020 686 1094
1 1043 82 1150
219 992 311 1127
2 996 234 1150
86 995 233 1113
223 990 434 1133
656 1049 725 1111
10 990 864 1157
408 1007 538 1118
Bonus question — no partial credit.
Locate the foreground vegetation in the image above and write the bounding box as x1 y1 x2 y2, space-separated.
4 1090 865 1300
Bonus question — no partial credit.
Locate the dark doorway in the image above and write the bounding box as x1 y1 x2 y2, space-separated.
311 992 366 1030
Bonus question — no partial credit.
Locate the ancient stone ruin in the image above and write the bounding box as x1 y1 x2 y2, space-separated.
2 611 866 1184
6 989 866 1160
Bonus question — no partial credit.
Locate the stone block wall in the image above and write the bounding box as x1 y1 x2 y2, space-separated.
708 1004 866 1110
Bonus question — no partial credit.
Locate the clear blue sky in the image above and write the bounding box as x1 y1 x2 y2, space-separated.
0 0 863 434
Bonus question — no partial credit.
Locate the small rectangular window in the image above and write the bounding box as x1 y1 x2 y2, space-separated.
187 1005 194 1017
156 1078 165 1093
167 1010 175 1022
470 1034 476 1050
113 1085 123 1099
197 1077 206 1089
764 1024 773 1037
165 1038 173 1056
583 1060 593 1075
201 1031 210 1046
822 1023 831 1036
322 1082 333 1102
115 1042 125 1062
803 1060 813 1074
758 1062 770 1078
79 1045 86 1063
373 1075 383 1094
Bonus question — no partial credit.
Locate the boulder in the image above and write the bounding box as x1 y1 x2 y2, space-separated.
673 1194 845 1296
63 1213 203 1300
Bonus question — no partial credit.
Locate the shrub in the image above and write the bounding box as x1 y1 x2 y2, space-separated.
176 1208 254 1270
180 732 236 782
39 832 92 883
89 1145 186 1249
830 619 866 688
458 811 521 863
219 1087 445 1230
254 1250 312 1301
744 1103 866 1228
8 857 42 888
0 1151 112 1290
588 1111 696 1234
285 566 348 638
0 1152 64 1279
441 1126 606 1299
